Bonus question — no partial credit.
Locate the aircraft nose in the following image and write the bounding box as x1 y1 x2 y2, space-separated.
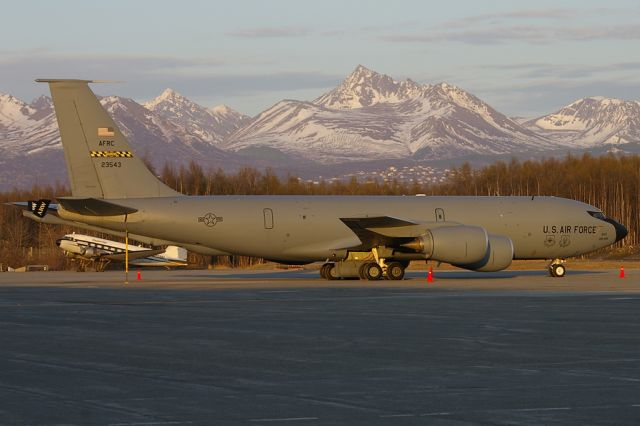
606 218 628 243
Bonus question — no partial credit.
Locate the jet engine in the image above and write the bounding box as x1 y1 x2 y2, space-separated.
404 225 489 265
455 234 513 272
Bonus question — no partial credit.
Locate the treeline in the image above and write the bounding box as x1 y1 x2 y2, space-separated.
0 184 71 270
0 154 637 270
441 155 639 248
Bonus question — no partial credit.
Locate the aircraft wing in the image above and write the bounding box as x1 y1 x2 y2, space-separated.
340 215 428 248
8 198 135 218
101 249 166 262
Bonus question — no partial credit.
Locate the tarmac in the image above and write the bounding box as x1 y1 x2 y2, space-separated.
0 267 639 425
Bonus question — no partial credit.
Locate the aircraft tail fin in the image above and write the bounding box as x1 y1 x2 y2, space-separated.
37 79 179 199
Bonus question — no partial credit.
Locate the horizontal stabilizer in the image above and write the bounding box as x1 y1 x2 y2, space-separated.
57 197 137 216
6 201 58 213
35 79 122 83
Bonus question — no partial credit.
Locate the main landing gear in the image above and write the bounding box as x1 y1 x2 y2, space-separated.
320 250 409 281
548 259 566 278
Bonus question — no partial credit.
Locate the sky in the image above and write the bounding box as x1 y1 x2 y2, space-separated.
1 0 640 117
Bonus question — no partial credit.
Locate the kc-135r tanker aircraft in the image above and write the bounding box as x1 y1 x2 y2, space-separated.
20 79 628 279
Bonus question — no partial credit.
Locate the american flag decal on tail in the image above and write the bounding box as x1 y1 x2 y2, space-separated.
97 127 115 137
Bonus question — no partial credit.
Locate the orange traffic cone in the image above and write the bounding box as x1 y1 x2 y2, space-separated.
620 266 625 278
427 266 434 283
137 271 142 281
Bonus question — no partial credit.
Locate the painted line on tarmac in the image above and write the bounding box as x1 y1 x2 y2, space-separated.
380 413 415 418
249 417 318 422
109 422 193 426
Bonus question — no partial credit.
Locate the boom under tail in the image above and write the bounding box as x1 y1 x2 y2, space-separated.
37 79 179 199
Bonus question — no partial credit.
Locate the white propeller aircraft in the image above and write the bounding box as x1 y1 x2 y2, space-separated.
57 233 188 271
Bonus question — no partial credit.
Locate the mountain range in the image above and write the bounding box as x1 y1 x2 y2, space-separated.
1 65 639 190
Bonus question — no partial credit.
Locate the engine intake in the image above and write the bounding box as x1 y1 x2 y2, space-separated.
455 234 513 272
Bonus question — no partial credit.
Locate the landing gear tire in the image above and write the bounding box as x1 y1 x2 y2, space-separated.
363 262 383 281
325 263 339 280
320 263 331 279
549 263 566 278
386 262 405 280
358 263 368 280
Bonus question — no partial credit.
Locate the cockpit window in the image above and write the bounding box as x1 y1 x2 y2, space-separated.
588 211 606 221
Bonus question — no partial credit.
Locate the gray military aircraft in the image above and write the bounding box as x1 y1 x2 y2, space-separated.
24 79 627 279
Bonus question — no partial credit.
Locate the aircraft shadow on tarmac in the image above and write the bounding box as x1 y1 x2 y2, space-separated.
406 269 601 279
174 268 603 281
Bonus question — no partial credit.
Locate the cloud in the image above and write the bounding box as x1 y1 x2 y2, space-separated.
478 77 640 117
0 51 340 106
445 8 575 28
461 60 640 115
382 6 640 45
480 62 640 80
445 7 637 28
225 26 310 38
0 52 225 75
156 72 341 98
382 23 640 45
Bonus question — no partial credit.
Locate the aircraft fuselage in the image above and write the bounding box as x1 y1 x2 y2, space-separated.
57 195 622 263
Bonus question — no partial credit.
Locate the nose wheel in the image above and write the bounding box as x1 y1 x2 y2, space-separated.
548 260 566 278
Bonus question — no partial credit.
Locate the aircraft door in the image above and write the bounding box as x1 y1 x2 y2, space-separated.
435 208 445 222
263 208 274 229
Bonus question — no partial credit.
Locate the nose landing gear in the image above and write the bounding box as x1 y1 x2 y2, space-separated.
548 259 566 277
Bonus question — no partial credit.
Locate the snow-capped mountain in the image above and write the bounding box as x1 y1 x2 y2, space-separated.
2 65 639 190
0 94 33 129
0 92 248 189
525 97 640 146
144 89 249 143
0 94 59 156
313 64 424 109
225 66 554 163
224 99 412 163
99 95 235 162
398 82 555 158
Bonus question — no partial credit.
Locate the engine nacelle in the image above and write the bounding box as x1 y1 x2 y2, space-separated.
57 239 85 255
83 246 100 258
407 225 489 265
455 234 514 272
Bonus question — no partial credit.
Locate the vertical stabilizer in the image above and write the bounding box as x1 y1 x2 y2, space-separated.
37 79 179 199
